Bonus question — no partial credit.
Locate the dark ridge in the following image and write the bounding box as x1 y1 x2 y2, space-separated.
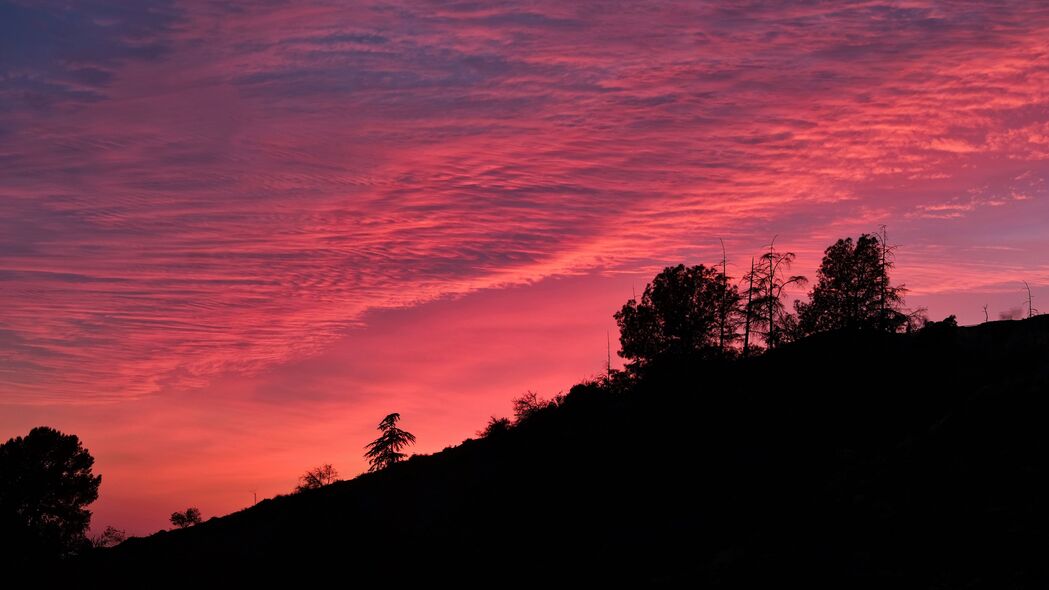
67 316 1049 587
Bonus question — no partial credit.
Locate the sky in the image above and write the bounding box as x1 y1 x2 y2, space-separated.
1 0 1048 535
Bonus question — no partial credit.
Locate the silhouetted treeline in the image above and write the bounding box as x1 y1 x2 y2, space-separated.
30 232 1049 587
65 314 1049 587
615 232 927 372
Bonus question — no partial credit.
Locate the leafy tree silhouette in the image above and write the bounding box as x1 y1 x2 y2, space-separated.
615 263 741 368
796 233 914 334
0 426 101 559
296 464 339 492
364 413 416 472
170 507 202 529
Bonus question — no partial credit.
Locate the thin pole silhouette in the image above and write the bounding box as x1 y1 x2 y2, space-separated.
744 257 754 358
719 238 728 353
767 236 777 348
879 225 888 328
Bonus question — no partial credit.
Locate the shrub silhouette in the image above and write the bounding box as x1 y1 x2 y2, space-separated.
511 391 547 423
295 464 339 492
0 426 101 560
90 526 126 549
169 507 202 529
364 413 416 472
478 416 512 438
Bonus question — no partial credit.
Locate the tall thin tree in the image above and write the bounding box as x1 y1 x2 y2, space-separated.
752 237 806 349
743 257 754 358
1024 281 1038 318
718 238 729 353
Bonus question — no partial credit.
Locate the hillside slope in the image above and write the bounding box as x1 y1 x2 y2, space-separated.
75 316 1049 587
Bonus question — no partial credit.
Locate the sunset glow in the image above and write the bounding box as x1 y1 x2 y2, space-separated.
2 1 1048 534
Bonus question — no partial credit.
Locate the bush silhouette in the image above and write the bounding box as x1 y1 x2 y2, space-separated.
90 526 126 549
478 416 512 438
170 507 202 529
295 464 339 492
512 391 548 423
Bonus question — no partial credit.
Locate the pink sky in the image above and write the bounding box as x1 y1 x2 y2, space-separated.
2 0 1048 534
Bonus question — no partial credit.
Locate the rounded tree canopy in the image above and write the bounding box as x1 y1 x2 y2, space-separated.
614 263 742 366
0 426 101 559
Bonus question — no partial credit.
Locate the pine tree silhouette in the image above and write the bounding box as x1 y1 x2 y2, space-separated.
364 413 416 472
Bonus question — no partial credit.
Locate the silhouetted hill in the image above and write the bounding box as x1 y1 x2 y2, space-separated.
69 317 1049 587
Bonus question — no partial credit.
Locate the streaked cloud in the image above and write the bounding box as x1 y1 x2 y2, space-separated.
2 0 1047 406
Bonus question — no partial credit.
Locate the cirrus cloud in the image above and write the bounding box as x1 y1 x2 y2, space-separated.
2 0 1048 403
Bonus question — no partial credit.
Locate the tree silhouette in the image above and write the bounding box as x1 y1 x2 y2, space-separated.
512 391 547 424
1023 281 1038 318
477 416 512 438
170 507 202 529
742 257 756 357
0 426 101 559
614 263 741 368
716 238 741 353
796 233 910 334
296 464 339 492
364 413 416 472
90 526 127 549
744 239 807 349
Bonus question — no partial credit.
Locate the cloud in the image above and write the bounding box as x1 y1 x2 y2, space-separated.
1 0 1049 402
0 1 176 111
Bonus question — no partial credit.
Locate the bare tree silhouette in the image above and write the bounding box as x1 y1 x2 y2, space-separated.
296 464 339 492
512 391 547 424
743 257 755 357
1024 281 1038 318
746 237 806 349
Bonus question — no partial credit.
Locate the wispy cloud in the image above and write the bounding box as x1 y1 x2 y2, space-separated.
2 0 1048 403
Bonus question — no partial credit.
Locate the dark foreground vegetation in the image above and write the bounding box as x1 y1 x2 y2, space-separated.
6 232 1044 585
60 314 1049 587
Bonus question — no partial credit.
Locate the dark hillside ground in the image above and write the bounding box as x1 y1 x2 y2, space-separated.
71 316 1049 587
